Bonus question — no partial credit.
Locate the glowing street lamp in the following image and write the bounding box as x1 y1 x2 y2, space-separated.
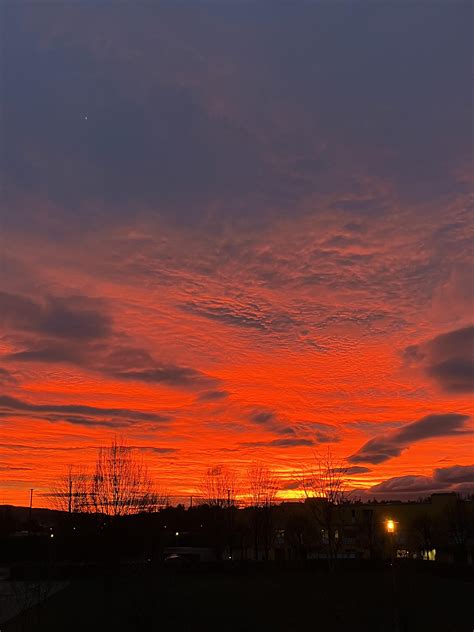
385 518 399 631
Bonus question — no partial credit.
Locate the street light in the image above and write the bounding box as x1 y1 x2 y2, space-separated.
385 518 399 632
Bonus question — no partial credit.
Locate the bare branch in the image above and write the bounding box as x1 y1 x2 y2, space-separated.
49 465 89 513
90 437 159 516
200 464 238 508
247 463 280 508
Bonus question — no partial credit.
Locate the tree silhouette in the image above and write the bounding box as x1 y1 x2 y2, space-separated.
90 438 158 516
247 463 279 508
200 464 238 508
302 448 349 569
198 464 239 560
49 465 89 513
247 463 280 560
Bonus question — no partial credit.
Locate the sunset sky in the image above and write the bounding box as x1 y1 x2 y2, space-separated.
1 2 473 507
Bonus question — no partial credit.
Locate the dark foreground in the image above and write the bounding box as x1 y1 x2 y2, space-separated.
4 565 473 632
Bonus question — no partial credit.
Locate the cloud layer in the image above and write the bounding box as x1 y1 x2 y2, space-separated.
0 2 472 504
349 413 471 464
1 291 216 391
361 464 474 498
405 326 474 393
0 395 170 428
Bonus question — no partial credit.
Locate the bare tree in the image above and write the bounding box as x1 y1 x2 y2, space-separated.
247 463 279 508
446 496 472 564
90 438 158 516
199 464 238 560
247 463 280 560
49 466 89 513
201 464 238 508
408 512 434 559
302 448 349 569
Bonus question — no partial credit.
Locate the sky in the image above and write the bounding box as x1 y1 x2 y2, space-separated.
1 1 473 507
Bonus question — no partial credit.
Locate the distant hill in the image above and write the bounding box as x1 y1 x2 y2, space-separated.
0 504 66 524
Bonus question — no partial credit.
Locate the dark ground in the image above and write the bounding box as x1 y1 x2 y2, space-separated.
4 565 473 632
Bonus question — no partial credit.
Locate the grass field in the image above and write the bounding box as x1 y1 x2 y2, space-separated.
4 565 473 631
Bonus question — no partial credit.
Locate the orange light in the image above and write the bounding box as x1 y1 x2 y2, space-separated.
386 519 395 534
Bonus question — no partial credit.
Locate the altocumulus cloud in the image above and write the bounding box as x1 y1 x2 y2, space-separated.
2 290 216 391
349 413 471 464
366 475 437 495
180 300 297 334
98 345 217 390
362 464 474 498
0 368 17 385
433 464 474 485
404 325 474 393
0 291 112 341
248 410 295 436
0 395 170 428
197 390 230 402
240 437 314 449
247 410 340 444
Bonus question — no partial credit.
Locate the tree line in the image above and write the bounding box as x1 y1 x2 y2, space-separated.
48 438 351 565
49 438 347 515
31 440 474 567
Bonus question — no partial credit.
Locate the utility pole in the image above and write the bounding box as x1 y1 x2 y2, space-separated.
227 488 233 560
29 488 34 532
68 476 73 514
